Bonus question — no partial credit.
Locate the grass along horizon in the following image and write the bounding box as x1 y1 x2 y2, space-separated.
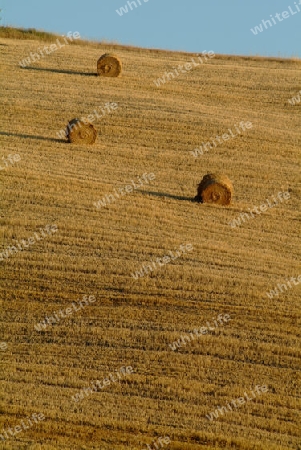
1 25 300 60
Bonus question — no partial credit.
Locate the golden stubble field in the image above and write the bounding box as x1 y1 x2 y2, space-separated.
0 32 300 450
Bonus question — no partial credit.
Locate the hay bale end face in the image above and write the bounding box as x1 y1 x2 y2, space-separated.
66 118 97 144
195 173 233 205
97 53 122 77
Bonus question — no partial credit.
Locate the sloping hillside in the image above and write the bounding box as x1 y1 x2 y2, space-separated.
0 30 300 450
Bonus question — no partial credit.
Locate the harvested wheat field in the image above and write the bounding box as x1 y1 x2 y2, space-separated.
0 29 300 450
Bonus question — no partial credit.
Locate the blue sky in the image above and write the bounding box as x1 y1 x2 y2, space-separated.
1 0 300 57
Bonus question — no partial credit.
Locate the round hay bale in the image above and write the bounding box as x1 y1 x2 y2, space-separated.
195 173 233 205
66 118 97 145
97 53 122 77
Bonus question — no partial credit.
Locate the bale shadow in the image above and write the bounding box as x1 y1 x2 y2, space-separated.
21 66 97 77
0 131 65 143
138 190 201 202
